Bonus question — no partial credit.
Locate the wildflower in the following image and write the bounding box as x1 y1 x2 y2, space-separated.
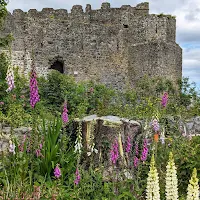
134 156 139 168
89 87 94 93
154 133 159 143
33 186 41 199
165 152 179 200
30 65 40 108
35 149 41 157
110 139 119 165
160 131 165 144
20 95 25 99
152 119 160 133
39 143 42 149
18 134 27 151
74 168 81 185
141 139 148 162
62 101 68 123
160 136 165 144
186 168 199 200
74 122 83 154
87 142 98 156
12 94 16 100
54 165 61 178
18 144 24 152
0 101 4 105
6 65 15 92
9 143 16 154
161 92 168 108
146 155 160 200
125 136 132 153
23 134 27 142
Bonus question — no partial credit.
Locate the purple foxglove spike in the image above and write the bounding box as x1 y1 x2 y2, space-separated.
161 92 168 107
125 136 132 153
74 168 81 185
62 101 69 123
30 67 40 108
54 165 61 178
140 139 148 162
110 139 119 165
134 156 139 168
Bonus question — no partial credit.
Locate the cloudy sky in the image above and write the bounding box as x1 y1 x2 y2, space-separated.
7 0 200 89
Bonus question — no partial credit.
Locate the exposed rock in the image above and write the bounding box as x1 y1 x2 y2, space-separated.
185 116 200 136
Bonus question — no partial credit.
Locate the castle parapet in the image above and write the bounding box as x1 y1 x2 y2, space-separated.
11 2 149 22
12 9 25 19
41 8 55 17
71 5 84 15
136 2 149 10
85 4 91 13
27 9 38 18
121 5 131 9
54 9 68 19
101 2 111 10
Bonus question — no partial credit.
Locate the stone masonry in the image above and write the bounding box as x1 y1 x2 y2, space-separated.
0 2 182 89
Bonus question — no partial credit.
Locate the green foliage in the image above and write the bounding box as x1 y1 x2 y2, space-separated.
0 52 9 99
7 102 31 127
38 118 62 178
0 0 8 27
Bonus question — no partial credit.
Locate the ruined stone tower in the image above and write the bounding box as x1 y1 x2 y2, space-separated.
0 2 182 89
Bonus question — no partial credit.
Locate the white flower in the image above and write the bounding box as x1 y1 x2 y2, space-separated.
146 155 160 200
165 152 179 200
74 122 83 154
9 143 16 154
186 168 199 200
87 152 92 156
160 127 165 144
94 148 98 154
6 65 15 92
86 143 98 157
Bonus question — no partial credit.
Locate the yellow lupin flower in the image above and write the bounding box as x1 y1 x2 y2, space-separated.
165 152 179 200
186 168 199 200
146 155 160 200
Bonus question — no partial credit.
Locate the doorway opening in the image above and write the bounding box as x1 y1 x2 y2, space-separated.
49 59 64 73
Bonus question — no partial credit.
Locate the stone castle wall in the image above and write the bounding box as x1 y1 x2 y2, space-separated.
0 2 182 89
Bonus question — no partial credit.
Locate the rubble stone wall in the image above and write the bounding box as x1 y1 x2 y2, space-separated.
0 2 182 89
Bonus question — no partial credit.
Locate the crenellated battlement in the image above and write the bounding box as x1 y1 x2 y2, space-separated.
11 2 149 20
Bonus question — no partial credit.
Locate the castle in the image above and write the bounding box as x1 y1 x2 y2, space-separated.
0 2 182 89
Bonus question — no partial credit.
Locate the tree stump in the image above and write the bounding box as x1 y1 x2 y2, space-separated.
74 115 142 179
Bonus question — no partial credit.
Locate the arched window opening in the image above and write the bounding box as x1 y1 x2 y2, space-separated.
50 60 64 73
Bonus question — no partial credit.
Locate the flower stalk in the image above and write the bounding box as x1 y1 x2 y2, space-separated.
186 168 199 200
146 154 160 200
165 152 179 200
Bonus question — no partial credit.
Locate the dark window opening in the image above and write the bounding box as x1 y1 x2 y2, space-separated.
123 24 129 28
50 60 64 73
